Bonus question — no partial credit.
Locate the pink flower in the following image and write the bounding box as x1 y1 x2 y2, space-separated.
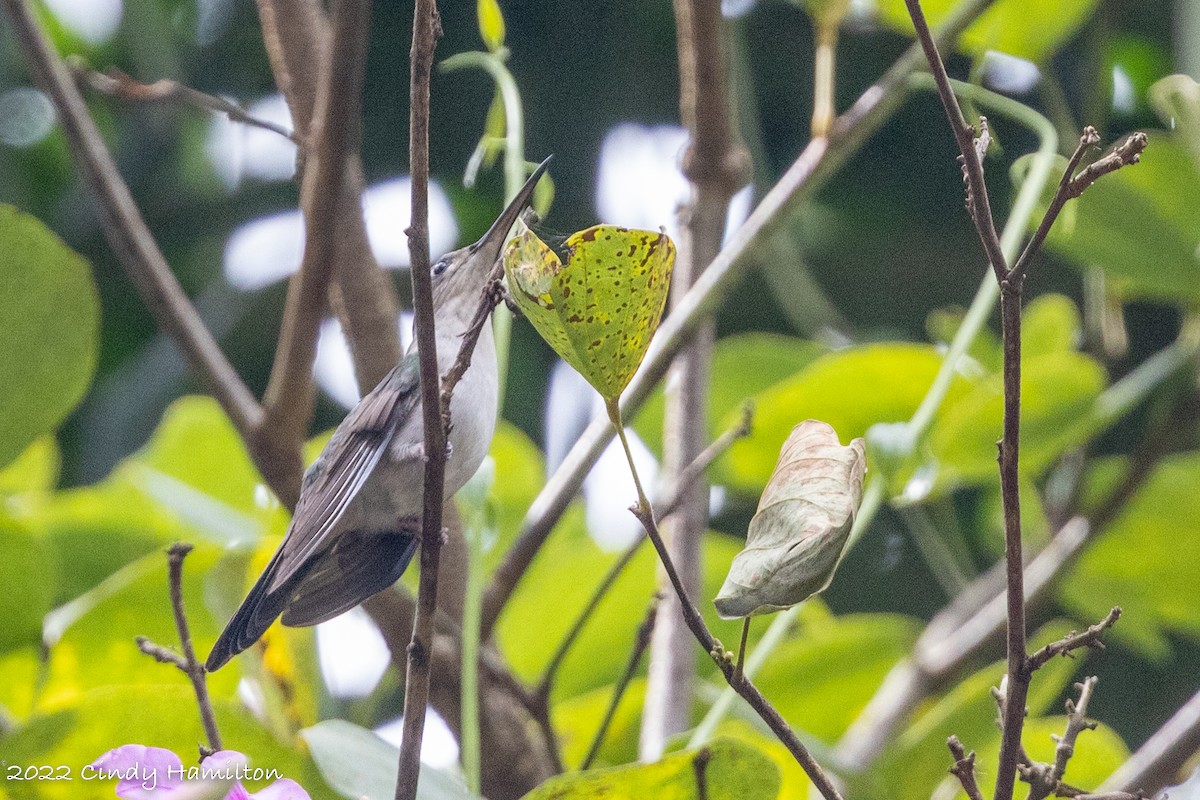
89 745 309 800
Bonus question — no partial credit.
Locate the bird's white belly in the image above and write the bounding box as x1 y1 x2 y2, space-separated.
352 329 498 529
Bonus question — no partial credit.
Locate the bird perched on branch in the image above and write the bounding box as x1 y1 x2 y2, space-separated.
207 159 550 672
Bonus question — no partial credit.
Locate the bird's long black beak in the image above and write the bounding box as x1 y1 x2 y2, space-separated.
473 155 552 262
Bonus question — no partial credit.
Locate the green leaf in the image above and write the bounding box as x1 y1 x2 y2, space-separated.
723 344 974 494
0 437 60 496
715 421 866 618
1045 133 1200 302
496 513 744 701
633 333 828 457
553 678 647 769
477 0 506 52
752 613 920 743
1021 293 1081 358
930 351 1107 487
0 515 58 655
520 738 780 800
22 483 187 603
504 223 675 403
0 205 99 468
1060 452 1200 660
302 719 477 800
0 685 325 800
479 422 546 574
873 0 1100 61
111 396 289 545
709 721 812 800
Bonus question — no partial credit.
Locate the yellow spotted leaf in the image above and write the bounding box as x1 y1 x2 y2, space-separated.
504 223 675 403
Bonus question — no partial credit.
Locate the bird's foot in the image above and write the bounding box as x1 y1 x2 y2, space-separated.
487 277 522 317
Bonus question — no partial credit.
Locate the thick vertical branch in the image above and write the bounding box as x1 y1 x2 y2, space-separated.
642 0 750 758
255 0 403 394
394 2 443 798
257 0 374 506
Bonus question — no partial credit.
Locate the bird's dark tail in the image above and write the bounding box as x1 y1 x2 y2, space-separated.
205 549 294 672
205 528 420 672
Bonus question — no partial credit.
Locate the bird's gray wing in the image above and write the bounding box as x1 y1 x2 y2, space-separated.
280 525 420 627
267 353 422 592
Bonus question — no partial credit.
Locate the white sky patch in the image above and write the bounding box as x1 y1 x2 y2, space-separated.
982 51 1041 95
43 0 122 44
362 177 459 269
314 313 414 408
223 178 457 290
596 122 752 247
207 93 297 189
0 88 56 148
316 606 391 699
1112 66 1137 114
375 709 460 770
596 123 689 241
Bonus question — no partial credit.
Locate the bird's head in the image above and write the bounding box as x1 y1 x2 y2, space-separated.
430 156 551 315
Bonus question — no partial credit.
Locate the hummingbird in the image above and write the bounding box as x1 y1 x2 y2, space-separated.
206 159 550 672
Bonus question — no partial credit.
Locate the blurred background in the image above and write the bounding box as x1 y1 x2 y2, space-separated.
1 0 1199 795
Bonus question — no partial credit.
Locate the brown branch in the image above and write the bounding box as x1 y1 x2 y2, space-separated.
0 0 268 473
580 594 661 770
68 60 301 143
394 1 444 798
258 0 373 505
1021 677 1102 800
1011 130 1147 284
136 544 222 754
948 736 986 800
363 593 557 800
479 0 1001 642
254 0 403 396
1099 687 1200 795
645 0 750 755
1028 609 1120 672
900 4 1146 798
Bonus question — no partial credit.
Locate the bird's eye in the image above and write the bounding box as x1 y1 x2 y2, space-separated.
432 258 450 277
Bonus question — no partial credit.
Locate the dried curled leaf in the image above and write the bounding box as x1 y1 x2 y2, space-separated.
503 222 675 402
715 420 866 619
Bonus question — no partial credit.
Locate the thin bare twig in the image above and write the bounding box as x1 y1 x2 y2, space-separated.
136 544 222 754
1020 678 1112 800
479 0 1002 642
1012 129 1147 284
533 407 753 703
948 736 987 800
68 60 301 143
394 1 444 798
1028 609 1121 672
580 594 661 770
1 0 268 474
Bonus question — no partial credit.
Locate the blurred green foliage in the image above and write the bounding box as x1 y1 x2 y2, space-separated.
0 0 1197 798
